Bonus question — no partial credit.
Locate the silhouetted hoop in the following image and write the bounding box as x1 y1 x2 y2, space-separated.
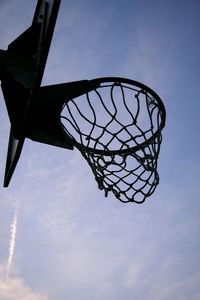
61 77 166 203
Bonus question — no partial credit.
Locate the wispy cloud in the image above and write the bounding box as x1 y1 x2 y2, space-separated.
6 208 18 282
0 267 48 300
153 273 200 300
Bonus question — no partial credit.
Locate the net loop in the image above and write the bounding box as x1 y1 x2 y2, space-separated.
61 77 166 203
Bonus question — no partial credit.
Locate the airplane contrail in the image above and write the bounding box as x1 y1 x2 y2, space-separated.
6 208 18 282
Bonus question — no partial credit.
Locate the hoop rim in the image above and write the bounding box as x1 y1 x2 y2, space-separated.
62 77 166 155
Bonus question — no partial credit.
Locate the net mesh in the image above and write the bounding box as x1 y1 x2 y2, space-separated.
61 78 165 203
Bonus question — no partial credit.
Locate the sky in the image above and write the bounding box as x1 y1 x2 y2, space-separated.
0 0 200 299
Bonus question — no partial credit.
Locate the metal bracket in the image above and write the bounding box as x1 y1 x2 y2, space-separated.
26 80 100 148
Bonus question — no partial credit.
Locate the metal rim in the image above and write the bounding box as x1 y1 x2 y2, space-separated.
63 77 166 155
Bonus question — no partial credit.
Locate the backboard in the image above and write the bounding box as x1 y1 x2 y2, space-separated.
0 0 61 187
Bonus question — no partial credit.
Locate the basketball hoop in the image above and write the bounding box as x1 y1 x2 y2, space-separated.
61 77 166 203
0 1 166 205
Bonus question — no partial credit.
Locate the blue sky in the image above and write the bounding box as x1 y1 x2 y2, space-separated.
0 0 200 299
